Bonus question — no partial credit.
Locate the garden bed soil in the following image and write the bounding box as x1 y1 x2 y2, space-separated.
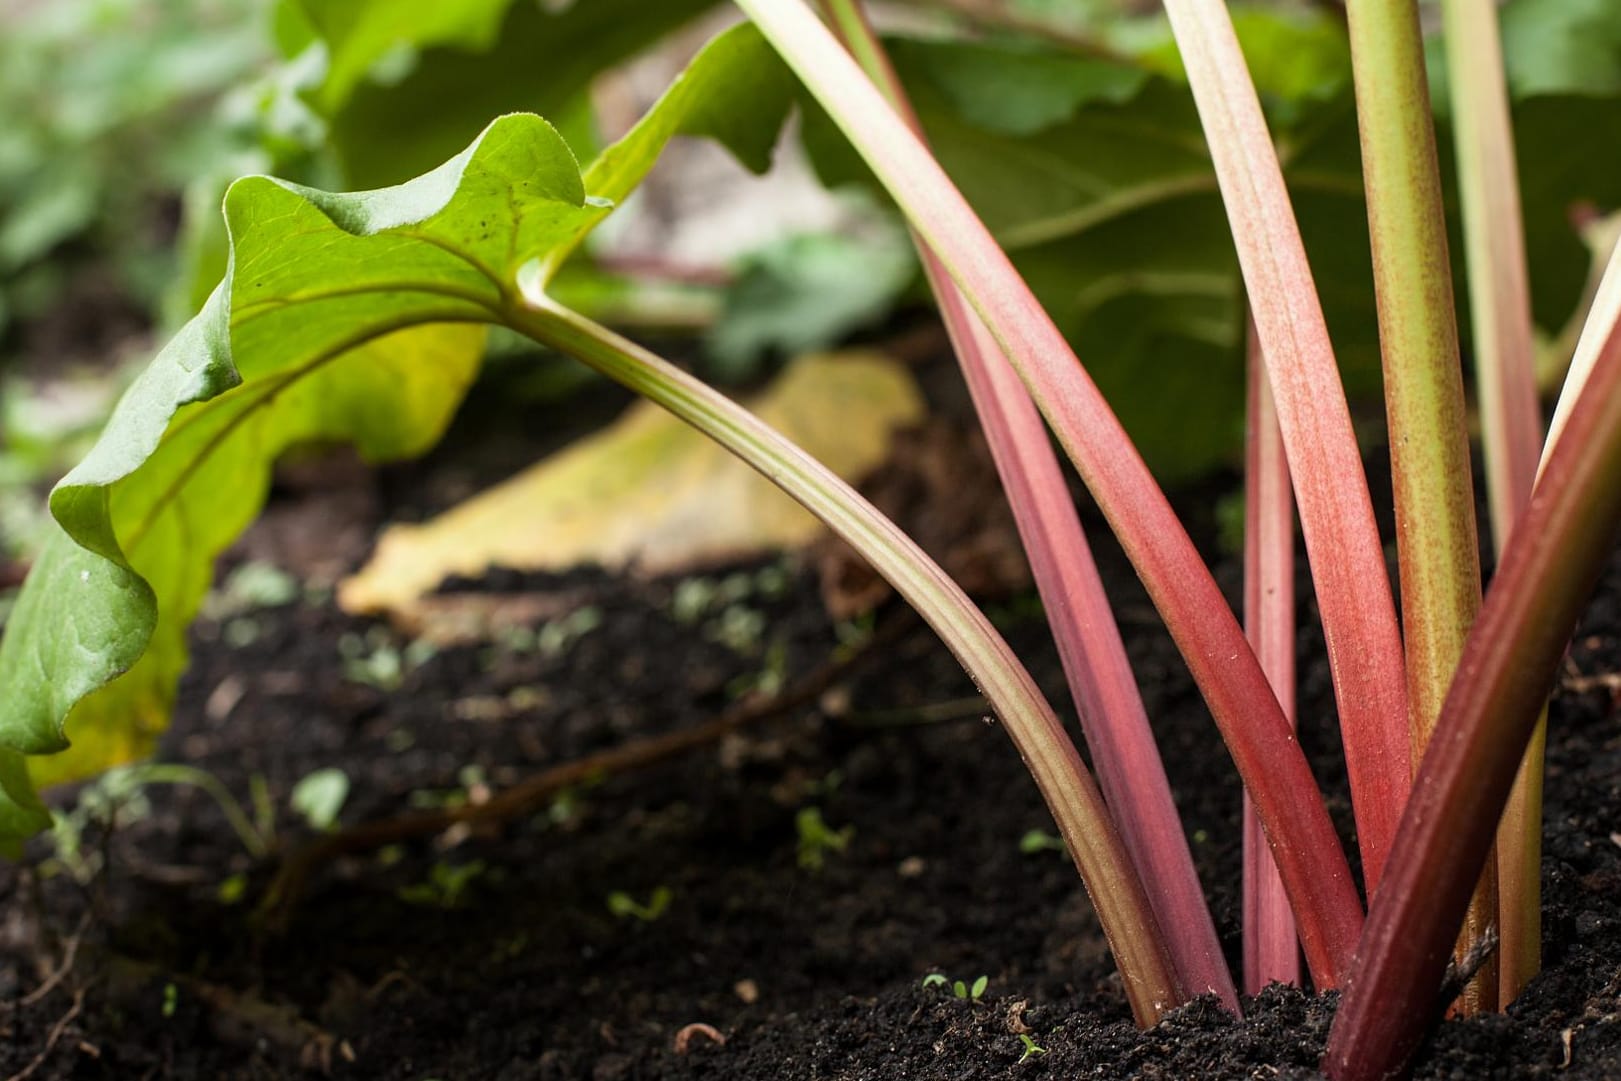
1 383 1619 1080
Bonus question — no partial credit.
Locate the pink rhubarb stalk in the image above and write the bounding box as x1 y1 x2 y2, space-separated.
735 0 1364 988
1440 0 1546 1005
819 0 1236 1011
1160 0 1409 894
1241 316 1300 994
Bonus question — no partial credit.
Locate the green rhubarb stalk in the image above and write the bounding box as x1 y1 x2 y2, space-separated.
818 0 1236 1012
1440 0 1545 1005
1342 0 1494 1011
736 0 1365 988
1242 316 1300 993
508 292 1181 1025
1325 300 1621 1081
1159 0 1410 894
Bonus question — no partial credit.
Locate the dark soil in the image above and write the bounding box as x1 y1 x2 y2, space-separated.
1 385 1619 1080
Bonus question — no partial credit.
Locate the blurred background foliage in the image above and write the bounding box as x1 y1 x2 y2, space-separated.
2 0 1620 572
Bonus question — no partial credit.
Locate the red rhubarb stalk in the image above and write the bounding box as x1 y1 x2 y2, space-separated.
1160 0 1410 893
818 0 1236 1012
735 0 1364 988
1241 316 1300 994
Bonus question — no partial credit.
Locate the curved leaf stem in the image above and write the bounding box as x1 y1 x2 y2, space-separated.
819 0 1235 1012
509 294 1181 1025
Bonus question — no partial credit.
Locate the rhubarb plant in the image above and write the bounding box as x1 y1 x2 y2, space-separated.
3 3 1621 1081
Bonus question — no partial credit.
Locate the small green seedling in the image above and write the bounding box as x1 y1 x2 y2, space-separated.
339 627 436 691
795 806 853 871
216 872 249 905
43 762 270 885
290 767 350 832
709 604 767 653
922 972 989 1001
607 885 674 922
537 605 603 657
202 561 300 619
1017 1034 1048 1064
957 975 989 1001
1019 829 1066 856
727 638 789 699
408 763 491 812
397 859 488 909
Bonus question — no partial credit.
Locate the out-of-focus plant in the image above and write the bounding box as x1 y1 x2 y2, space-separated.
0 0 277 340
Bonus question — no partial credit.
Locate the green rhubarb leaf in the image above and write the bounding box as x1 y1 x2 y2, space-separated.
806 12 1618 481
1 116 594 797
1500 0 1621 99
0 25 796 851
543 21 796 277
299 0 517 113
904 41 1148 136
804 32 1374 481
706 229 916 379
301 0 722 186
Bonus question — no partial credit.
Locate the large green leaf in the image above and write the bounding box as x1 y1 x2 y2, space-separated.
804 8 1621 481
1425 0 1621 352
1500 0 1621 98
299 0 517 113
0 25 793 851
803 27 1373 482
298 0 721 186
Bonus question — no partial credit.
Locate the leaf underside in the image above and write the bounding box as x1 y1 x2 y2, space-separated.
0 25 794 851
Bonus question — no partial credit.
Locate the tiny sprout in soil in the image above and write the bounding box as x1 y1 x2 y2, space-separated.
794 806 853 870
606 886 675 923
922 973 989 1001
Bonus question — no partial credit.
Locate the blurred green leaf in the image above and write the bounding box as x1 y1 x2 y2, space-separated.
707 228 916 380
1500 0 1621 98
0 0 276 335
290 767 350 831
299 0 722 186
906 42 1148 136
803 34 1349 480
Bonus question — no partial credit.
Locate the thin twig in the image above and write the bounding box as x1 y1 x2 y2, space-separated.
7 912 90 1010
105 957 349 1071
4 987 85 1081
262 618 906 919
